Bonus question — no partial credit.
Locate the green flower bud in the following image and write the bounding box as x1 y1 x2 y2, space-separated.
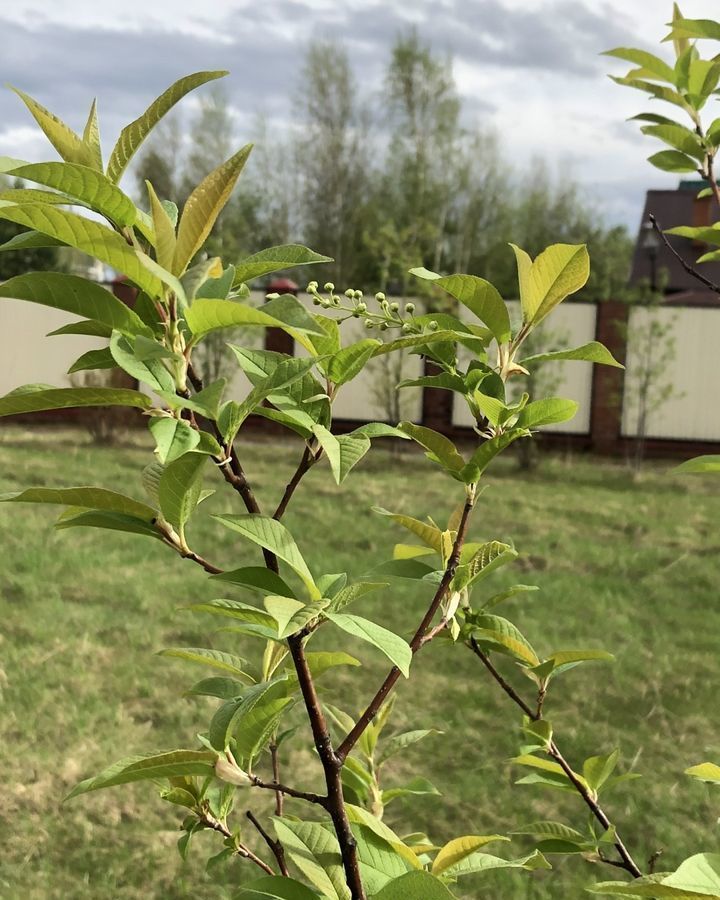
375 291 386 302
428 320 438 331
402 322 413 333
354 289 364 301
307 281 319 292
324 282 335 292
390 301 399 312
312 297 321 305
321 298 332 308
365 320 375 329
357 302 367 313
345 288 355 298
405 302 415 314
380 322 389 330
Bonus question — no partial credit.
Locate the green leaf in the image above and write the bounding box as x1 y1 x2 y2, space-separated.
272 818 349 900
146 180 176 271
235 875 322 899
373 507 443 553
158 452 207 533
382 776 440 805
469 614 540 666
351 423 410 440
0 204 162 296
186 298 320 339
185 676 245 700
311 425 371 484
460 430 527 483
372 872 457 900
230 692 293 764
521 341 623 368
397 422 465 474
66 750 217 800
82 98 102 170
516 397 578 429
211 566 296 598
55 509 162 540
640 124 705 161
0 486 155 521
11 86 96 167
432 835 511 875
686 762 720 784
662 854 720 896
220 356 318 443
674 455 720 474
149 418 200 464
411 270 511 344
173 144 252 275
326 339 381 385
353 823 411 893
603 48 676 83
67 347 116 374
109 333 176 393
512 821 586 843
214 515 319 600
0 272 151 337
370 558 436 580
264 596 317 639
0 385 151 417
324 612 412 677
648 150 699 173
583 750 619 793
0 229 66 252
158 647 250 677
233 244 333 284
48 319 113 338
440 848 551 879
511 243 590 327
8 161 137 225
106 71 228 183
377 729 442 765
327 581 387 613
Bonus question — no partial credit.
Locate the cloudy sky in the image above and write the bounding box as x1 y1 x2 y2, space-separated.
0 0 714 234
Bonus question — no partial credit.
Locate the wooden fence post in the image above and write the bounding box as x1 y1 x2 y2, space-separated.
590 300 629 455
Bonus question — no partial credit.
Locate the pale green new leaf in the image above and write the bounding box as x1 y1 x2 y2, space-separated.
106 71 228 183
146 180 176 271
0 272 150 336
686 762 720 784
583 750 619 793
511 243 590 326
674 455 720 474
11 87 96 167
66 750 217 800
0 204 162 296
109 332 176 393
461 430 527 483
233 244 333 284
186 297 321 339
432 834 511 875
648 150 699 173
8 161 137 225
173 144 252 274
324 612 412 677
640 124 705 161
372 872 456 899
0 385 151 417
439 848 551 879
372 507 443 553
603 48 676 83
82 98 102 170
214 514 319 600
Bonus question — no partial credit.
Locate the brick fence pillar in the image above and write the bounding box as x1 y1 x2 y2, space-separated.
264 278 297 356
590 300 629 455
421 359 454 432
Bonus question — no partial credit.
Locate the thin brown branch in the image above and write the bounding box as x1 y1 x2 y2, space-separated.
270 743 284 816
249 775 325 806
274 443 317 520
198 811 275 876
468 638 642 880
336 491 475 763
287 634 366 900
181 549 223 575
246 810 289 877
648 214 720 296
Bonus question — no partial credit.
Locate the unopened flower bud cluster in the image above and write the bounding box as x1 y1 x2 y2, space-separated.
306 281 434 334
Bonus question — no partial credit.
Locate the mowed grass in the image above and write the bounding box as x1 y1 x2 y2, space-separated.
1 425 719 900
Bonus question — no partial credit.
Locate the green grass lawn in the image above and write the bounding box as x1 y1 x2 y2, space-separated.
1 425 719 900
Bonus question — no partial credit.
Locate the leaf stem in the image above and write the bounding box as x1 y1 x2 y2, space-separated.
246 809 289 877
468 638 642 879
336 490 476 763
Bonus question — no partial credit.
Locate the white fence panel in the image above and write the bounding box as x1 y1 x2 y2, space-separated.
452 301 596 434
0 301 105 397
622 305 720 441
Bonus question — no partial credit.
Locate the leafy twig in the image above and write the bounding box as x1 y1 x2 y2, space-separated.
648 214 720 296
